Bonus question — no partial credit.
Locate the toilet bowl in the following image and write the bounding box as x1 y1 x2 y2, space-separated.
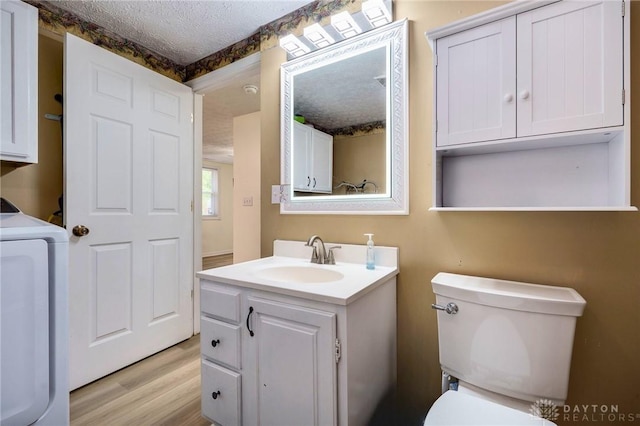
424 389 556 425
425 273 586 425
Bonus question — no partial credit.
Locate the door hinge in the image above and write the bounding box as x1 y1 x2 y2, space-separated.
435 120 438 133
622 89 626 105
190 113 194 124
434 54 438 67
191 200 194 212
622 1 625 17
191 289 194 300
335 339 341 363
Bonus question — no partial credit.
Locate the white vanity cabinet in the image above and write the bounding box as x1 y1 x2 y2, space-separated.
428 0 632 210
293 121 333 194
200 279 396 426
1 0 38 164
198 240 398 426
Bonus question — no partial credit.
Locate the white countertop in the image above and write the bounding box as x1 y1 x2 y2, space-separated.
196 240 399 305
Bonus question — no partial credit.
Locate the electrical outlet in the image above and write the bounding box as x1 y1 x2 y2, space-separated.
242 196 253 206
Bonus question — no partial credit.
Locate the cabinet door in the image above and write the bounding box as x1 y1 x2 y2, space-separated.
436 17 516 146
246 297 337 426
516 0 623 137
0 0 38 163
293 122 312 191
311 130 333 193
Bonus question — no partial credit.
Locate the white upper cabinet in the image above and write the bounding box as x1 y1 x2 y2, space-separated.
516 1 623 137
1 0 38 164
436 17 516 146
435 0 623 148
427 0 632 210
293 121 333 194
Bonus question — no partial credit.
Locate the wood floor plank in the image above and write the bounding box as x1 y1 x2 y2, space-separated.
202 254 233 270
70 335 207 425
72 359 200 425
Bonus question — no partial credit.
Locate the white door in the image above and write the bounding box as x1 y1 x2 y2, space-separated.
293 121 312 191
65 33 194 390
516 0 623 137
435 17 516 147
245 297 337 426
311 129 333 193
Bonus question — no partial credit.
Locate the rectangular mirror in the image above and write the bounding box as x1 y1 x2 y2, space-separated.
280 19 408 214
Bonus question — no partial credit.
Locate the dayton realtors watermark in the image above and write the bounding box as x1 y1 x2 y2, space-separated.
530 399 640 422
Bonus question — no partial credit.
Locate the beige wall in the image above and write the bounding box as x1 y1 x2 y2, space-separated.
261 1 640 423
0 35 63 220
233 112 261 263
202 160 233 256
333 131 386 194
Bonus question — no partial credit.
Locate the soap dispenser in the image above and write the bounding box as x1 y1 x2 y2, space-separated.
364 233 375 270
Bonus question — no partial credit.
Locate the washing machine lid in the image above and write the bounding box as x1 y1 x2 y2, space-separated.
424 391 557 426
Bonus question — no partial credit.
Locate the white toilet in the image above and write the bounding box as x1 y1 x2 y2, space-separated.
425 272 587 425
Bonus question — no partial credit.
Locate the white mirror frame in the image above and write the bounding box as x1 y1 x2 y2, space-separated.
280 19 408 215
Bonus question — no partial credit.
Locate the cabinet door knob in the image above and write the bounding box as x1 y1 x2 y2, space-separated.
504 93 513 103
211 390 221 399
519 90 530 100
211 339 220 347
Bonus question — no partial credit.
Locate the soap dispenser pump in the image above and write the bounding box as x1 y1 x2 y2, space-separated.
364 233 375 270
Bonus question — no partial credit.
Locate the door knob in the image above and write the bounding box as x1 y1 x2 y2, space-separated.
72 225 90 237
519 90 530 100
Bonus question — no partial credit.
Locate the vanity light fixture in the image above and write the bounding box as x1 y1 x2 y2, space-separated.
362 0 392 28
303 23 335 48
279 34 311 57
330 11 362 39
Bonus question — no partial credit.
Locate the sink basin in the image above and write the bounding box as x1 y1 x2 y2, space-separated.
255 265 344 284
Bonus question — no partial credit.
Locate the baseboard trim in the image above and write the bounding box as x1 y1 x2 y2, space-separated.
202 250 233 258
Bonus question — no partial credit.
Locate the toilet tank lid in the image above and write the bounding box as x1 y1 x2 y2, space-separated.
431 273 586 317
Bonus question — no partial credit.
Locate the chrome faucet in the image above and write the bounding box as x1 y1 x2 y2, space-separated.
305 235 341 265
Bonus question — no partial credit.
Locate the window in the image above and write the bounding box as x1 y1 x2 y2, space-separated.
202 167 219 218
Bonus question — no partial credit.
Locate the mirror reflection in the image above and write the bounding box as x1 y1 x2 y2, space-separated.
292 47 387 196
280 19 408 214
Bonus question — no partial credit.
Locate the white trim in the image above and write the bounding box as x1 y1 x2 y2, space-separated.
430 206 638 212
425 0 558 41
193 94 204 334
202 249 233 258
186 53 261 93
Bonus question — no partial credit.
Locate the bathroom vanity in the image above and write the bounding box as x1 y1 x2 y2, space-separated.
196 240 398 426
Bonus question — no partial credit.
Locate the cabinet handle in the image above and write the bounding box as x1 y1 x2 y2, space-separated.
519 90 530 100
246 306 255 337
211 339 220 347
307 176 311 187
313 177 316 188
504 93 513 103
211 390 221 400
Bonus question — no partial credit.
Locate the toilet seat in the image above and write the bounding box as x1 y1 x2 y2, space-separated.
424 391 557 426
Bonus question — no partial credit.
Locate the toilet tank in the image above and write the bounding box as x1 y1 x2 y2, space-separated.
431 272 586 405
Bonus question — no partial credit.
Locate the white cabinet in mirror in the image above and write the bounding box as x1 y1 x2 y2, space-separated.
280 19 408 215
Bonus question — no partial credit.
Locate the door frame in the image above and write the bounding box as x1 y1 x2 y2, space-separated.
186 53 261 333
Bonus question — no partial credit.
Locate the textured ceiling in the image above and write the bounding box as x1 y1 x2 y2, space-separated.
53 0 312 65
202 69 260 163
293 47 387 130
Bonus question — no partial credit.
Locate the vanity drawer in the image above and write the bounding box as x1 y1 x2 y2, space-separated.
201 281 241 323
201 359 241 426
201 316 241 369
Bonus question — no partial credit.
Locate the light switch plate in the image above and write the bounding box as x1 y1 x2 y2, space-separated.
271 185 281 204
242 196 253 206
